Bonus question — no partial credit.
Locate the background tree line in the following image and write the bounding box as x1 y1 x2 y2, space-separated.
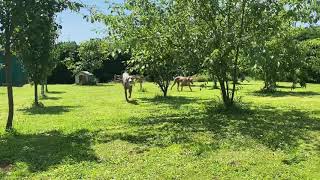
94 0 319 107
49 26 319 85
48 40 130 84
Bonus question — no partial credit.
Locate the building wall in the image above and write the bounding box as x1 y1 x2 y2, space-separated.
0 54 27 87
75 72 95 85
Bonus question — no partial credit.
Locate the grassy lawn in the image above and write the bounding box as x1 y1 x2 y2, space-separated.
0 81 319 179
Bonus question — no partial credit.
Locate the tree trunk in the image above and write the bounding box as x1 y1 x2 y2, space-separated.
219 79 232 108
41 84 45 97
45 84 49 93
45 78 49 93
34 83 39 106
157 80 169 97
213 78 218 89
161 85 168 97
4 38 14 131
163 89 167 97
264 70 276 92
231 0 247 102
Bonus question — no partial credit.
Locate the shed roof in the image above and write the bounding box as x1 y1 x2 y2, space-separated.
76 71 94 76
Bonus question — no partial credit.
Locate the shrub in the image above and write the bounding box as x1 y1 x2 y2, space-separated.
193 74 212 82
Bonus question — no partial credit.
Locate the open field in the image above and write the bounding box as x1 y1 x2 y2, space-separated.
0 81 319 179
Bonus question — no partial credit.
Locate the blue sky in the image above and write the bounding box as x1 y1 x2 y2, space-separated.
57 1 319 43
57 0 110 43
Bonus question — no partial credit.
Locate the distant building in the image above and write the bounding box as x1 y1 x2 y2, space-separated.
0 52 27 87
75 71 97 85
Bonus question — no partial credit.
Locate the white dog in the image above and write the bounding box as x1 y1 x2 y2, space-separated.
122 72 133 102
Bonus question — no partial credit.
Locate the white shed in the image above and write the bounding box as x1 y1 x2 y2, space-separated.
75 71 96 85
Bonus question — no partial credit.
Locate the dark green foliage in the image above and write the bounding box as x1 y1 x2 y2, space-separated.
297 27 320 83
48 42 129 83
303 38 320 83
93 53 128 82
77 39 111 73
296 27 320 41
47 64 74 84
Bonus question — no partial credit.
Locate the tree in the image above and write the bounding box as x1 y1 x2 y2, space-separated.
77 39 110 73
17 0 78 106
300 37 320 83
18 4 58 106
0 0 82 130
98 0 194 96
100 0 317 107
55 41 80 68
189 0 278 107
294 27 320 83
42 48 59 95
249 1 319 91
281 30 306 88
0 0 26 130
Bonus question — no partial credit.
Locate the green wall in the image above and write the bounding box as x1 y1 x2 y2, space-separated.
0 53 27 87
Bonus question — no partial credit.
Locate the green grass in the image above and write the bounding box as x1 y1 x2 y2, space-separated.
0 81 319 179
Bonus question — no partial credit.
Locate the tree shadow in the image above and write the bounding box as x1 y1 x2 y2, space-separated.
139 96 206 109
47 91 66 94
170 86 197 92
277 85 301 89
204 105 320 151
96 83 115 87
251 90 320 97
112 103 320 153
237 83 252 86
78 84 114 87
41 96 62 101
0 130 98 172
96 120 195 149
18 106 80 115
127 99 139 105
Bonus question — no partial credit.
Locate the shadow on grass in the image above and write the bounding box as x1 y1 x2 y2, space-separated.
47 91 66 94
41 96 62 101
0 130 98 172
127 99 139 105
18 106 80 115
252 90 320 97
98 103 320 153
78 84 115 87
277 85 301 89
205 105 320 150
237 83 252 86
97 83 115 87
139 96 205 109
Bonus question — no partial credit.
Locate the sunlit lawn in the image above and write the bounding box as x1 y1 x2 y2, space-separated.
0 81 319 179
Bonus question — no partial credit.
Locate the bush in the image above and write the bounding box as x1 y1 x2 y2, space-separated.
193 74 212 82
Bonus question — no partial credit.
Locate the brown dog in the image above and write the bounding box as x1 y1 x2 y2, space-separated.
171 76 193 91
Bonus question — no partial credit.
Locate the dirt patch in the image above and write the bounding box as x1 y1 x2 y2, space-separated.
0 161 13 173
229 160 241 167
